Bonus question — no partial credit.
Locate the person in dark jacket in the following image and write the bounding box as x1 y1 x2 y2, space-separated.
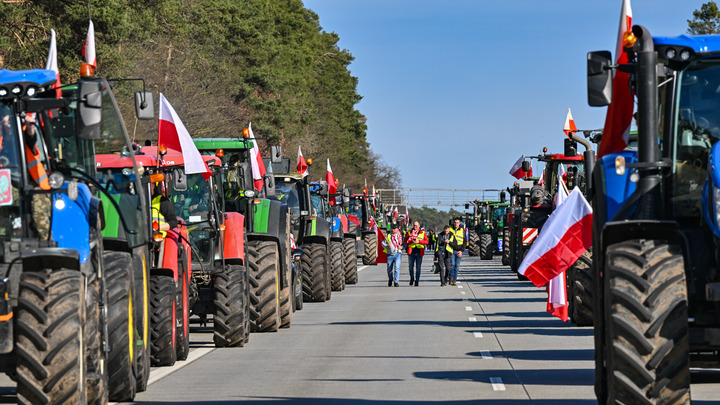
435 226 453 286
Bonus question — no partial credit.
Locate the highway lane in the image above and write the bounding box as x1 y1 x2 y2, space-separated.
1 257 719 404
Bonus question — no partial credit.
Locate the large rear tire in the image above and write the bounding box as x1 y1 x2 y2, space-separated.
104 251 137 401
302 242 330 302
343 237 358 284
330 241 345 291
175 248 190 360
479 233 493 260
248 240 280 333
570 249 593 327
132 251 150 393
214 264 249 346
279 259 294 328
362 233 378 265
468 230 480 257
603 240 690 404
15 270 98 405
149 275 176 367
501 229 511 265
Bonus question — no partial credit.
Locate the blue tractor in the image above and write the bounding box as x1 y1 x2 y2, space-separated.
588 28 720 402
0 68 153 404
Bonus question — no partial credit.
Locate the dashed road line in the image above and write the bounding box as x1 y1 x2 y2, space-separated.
357 265 369 272
457 285 463 288
468 317 477 322
490 377 506 391
460 291 466 295
480 350 492 359
473 331 483 338
465 306 472 311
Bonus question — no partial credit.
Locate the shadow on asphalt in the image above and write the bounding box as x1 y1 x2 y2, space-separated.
132 399 599 404
414 368 594 386
691 369 720 384
489 327 593 337
467 349 594 362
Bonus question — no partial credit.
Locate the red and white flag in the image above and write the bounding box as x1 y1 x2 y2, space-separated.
45 29 61 98
297 145 308 178
518 187 592 287
563 108 578 138
598 0 633 157
158 94 211 180
82 20 97 68
248 122 267 191
509 155 531 179
554 165 569 208
546 175 571 321
538 171 545 187
326 159 337 205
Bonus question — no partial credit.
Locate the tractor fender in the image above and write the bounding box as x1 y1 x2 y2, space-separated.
601 219 678 252
51 183 94 264
222 212 245 264
158 228 184 281
150 267 175 278
21 247 81 271
301 235 328 247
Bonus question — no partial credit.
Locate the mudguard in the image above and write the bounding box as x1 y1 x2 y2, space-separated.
303 217 330 245
339 215 349 233
222 212 246 263
156 228 186 281
51 182 93 264
330 217 343 241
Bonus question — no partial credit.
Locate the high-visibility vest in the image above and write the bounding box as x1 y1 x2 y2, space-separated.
152 194 168 237
407 230 427 249
449 227 466 249
25 144 50 190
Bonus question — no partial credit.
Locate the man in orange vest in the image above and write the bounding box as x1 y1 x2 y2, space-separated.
404 220 428 286
24 114 51 240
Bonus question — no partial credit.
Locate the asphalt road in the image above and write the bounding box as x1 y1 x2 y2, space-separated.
2 256 719 404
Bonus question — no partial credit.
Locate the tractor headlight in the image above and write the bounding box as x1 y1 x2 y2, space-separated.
714 185 720 227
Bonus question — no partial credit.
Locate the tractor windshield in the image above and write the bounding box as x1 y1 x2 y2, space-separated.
95 164 147 247
276 181 303 218
0 103 22 239
492 206 507 221
546 161 585 197
311 194 326 218
347 199 363 219
175 173 211 222
671 59 720 221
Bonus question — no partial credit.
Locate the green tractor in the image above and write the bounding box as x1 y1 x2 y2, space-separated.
466 197 509 260
194 138 294 330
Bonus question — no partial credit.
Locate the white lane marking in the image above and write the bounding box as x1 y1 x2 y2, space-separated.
147 347 215 386
490 377 506 391
481 350 492 359
457 285 463 289
473 331 483 338
468 317 477 322
460 291 466 295
465 306 472 311
357 265 369 272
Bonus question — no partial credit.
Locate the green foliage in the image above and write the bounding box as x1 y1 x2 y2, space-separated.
0 0 396 190
688 1 720 34
408 206 463 232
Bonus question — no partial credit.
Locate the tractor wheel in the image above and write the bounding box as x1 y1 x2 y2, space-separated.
175 248 190 360
501 230 511 265
149 275 176 366
570 249 593 327
330 241 345 292
468 230 480 257
280 261 294 329
104 251 137 401
132 251 151 393
479 233 493 260
344 237 358 284
248 240 280 333
302 242 330 302
214 264 249 346
85 271 108 405
15 270 103 405
293 262 304 311
603 240 690 404
510 217 522 273
362 233 378 265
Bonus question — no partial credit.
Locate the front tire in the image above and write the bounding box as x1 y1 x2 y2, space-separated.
248 240 280 333
362 233 378 265
302 242 330 302
149 275 177 367
603 240 690 404
501 229 511 265
570 249 593 327
343 237 358 284
468 230 480 257
214 264 249 346
479 233 493 260
330 241 345 292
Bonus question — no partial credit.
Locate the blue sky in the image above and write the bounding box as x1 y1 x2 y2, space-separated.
302 0 701 195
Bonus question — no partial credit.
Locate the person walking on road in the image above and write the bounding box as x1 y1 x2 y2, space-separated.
435 225 453 286
448 217 468 286
382 224 404 287
405 221 428 286
427 230 437 252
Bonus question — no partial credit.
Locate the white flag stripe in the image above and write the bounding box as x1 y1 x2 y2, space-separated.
45 30 58 73
518 188 592 276
248 122 262 181
159 94 208 176
509 155 524 176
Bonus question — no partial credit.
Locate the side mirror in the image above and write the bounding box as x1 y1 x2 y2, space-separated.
319 180 328 196
135 91 154 120
464 203 470 209
521 160 531 172
76 80 103 140
500 190 506 203
239 161 252 191
271 146 283 163
173 168 187 191
564 138 578 157
264 174 276 197
587 50 613 107
342 187 351 205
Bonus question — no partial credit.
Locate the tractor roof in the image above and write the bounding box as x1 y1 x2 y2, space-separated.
140 146 220 167
193 138 254 150
0 69 57 89
539 153 584 162
96 152 156 169
653 34 720 55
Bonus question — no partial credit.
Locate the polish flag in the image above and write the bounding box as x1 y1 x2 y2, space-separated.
546 271 569 322
45 29 61 98
327 159 337 205
538 171 545 187
554 165 569 208
518 187 592 287
598 0 633 157
563 108 578 138
82 20 97 68
509 155 530 179
297 146 308 178
158 94 211 180
248 122 267 191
